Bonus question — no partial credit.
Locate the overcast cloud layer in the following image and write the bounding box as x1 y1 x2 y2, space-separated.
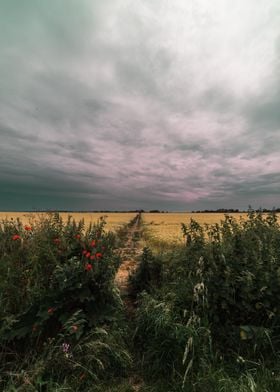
1 0 280 211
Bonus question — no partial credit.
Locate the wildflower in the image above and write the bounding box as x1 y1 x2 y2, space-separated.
62 343 70 353
24 225 32 231
90 240 96 247
75 234 81 239
71 325 78 332
82 250 87 255
53 238 60 244
96 252 102 259
90 254 95 260
85 251 91 258
102 246 106 251
85 263 92 271
47 307 55 314
12 234 21 241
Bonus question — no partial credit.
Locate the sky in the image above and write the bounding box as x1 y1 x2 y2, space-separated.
1 0 280 211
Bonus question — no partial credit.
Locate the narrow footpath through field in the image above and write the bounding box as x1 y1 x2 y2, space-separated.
114 213 144 391
115 212 142 315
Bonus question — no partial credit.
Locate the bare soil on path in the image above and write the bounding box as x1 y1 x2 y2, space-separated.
115 213 142 315
114 213 144 391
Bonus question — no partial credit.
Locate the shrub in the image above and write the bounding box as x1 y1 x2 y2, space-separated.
0 213 130 390
134 211 280 388
130 247 162 293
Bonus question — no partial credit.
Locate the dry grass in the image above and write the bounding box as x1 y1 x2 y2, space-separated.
143 212 260 243
0 212 136 232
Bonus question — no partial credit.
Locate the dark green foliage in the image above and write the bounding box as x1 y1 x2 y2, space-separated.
180 211 280 346
134 211 280 390
3 211 280 391
0 213 131 390
130 247 162 293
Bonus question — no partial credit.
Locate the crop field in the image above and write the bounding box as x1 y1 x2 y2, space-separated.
2 210 280 391
3 211 279 243
143 212 250 242
0 212 136 232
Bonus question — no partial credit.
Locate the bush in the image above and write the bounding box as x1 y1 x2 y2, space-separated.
134 211 280 389
180 211 280 350
130 247 162 293
0 213 130 390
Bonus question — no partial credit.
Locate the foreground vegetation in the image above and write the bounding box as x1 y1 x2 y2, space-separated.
0 212 137 233
133 211 280 390
0 213 131 391
142 212 275 244
1 210 280 390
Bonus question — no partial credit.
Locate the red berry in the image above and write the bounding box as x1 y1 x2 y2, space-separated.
85 263 92 271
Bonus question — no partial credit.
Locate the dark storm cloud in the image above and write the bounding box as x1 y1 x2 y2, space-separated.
1 0 280 210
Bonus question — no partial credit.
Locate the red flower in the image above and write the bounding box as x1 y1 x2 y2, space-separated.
12 234 21 241
102 246 106 251
96 252 102 259
47 307 55 314
24 225 32 231
85 263 92 271
90 240 96 247
85 252 91 258
82 250 87 255
75 234 81 239
53 238 60 244
90 255 95 260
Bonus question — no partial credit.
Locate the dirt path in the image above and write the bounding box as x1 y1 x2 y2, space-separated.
115 213 142 314
115 213 144 391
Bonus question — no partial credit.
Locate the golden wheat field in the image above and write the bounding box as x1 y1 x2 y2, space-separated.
143 212 258 243
1 212 279 242
0 212 136 232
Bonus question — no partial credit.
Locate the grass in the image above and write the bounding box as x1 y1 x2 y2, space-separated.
3 211 275 242
143 212 246 244
0 212 137 233
2 210 280 391
142 212 280 244
133 211 280 391
0 212 133 391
